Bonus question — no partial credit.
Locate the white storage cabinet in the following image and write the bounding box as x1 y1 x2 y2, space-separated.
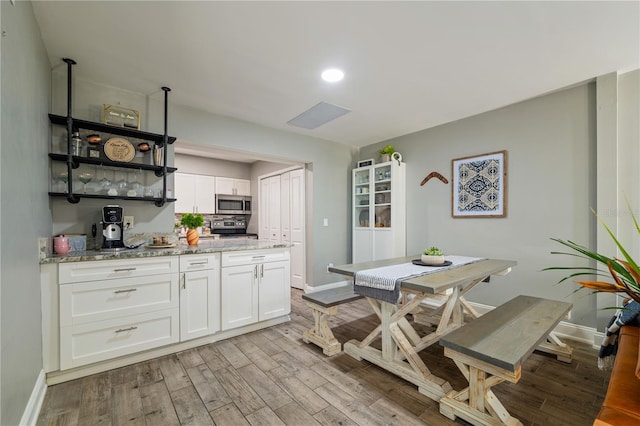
179 253 220 341
220 248 290 330
215 177 250 196
175 172 216 214
352 160 406 263
58 257 179 370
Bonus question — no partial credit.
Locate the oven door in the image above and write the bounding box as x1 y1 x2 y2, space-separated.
215 195 246 215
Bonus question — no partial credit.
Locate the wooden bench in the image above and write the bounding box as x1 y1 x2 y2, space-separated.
301 286 363 356
438 295 572 426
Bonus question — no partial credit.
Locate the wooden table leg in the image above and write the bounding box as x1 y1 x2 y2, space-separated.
343 292 453 401
536 331 573 363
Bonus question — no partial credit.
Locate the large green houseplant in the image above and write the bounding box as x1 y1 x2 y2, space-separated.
546 206 640 304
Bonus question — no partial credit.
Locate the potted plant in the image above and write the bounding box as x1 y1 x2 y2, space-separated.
180 213 204 246
378 145 396 163
422 246 445 265
546 205 640 304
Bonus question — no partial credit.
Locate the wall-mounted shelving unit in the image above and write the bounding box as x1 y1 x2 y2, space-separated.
48 58 177 207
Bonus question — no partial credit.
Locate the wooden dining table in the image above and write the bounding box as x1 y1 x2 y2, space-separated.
328 256 518 401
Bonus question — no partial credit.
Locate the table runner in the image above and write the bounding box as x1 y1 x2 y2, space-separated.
353 256 484 303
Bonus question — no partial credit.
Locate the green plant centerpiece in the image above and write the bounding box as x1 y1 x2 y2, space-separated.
546 205 640 304
180 213 204 246
421 246 445 265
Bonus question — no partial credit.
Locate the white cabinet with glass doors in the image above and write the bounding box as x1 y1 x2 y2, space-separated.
352 160 406 263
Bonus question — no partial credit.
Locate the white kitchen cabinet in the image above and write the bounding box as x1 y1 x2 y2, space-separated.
179 254 220 341
175 172 216 214
215 177 251 196
220 248 290 330
58 257 179 370
353 160 406 262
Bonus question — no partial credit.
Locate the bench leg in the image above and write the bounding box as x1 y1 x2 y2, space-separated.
440 350 523 426
302 302 341 356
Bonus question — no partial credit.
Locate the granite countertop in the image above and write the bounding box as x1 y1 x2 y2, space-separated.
40 239 290 264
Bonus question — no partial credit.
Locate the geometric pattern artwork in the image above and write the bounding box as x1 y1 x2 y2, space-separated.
452 151 507 218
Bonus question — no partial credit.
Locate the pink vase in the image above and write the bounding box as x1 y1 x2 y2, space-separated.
54 236 71 255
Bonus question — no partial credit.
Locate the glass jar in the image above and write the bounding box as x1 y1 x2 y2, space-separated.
71 132 82 156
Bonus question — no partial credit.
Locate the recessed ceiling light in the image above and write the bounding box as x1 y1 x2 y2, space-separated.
321 68 344 83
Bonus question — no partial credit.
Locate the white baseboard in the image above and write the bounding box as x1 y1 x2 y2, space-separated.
20 369 47 426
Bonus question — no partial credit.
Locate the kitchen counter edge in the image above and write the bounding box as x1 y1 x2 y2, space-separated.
40 240 290 264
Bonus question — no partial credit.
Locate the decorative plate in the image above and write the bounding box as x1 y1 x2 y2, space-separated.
104 137 135 162
411 259 453 267
145 243 177 249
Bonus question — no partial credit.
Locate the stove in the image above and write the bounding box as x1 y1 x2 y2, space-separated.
211 216 247 235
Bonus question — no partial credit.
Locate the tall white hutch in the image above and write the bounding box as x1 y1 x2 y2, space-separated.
352 160 406 263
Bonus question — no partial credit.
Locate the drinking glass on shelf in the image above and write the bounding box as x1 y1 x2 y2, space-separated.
78 172 93 194
129 169 142 197
116 171 129 196
58 171 69 193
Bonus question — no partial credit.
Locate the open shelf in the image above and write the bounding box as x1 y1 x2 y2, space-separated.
49 153 177 177
49 192 176 207
49 114 176 146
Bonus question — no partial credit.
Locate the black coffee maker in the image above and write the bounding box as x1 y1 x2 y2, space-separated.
101 205 125 249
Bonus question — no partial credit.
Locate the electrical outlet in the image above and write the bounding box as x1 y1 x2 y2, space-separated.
124 216 134 230
326 263 334 273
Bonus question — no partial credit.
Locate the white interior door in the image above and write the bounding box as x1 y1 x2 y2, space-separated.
259 168 306 289
289 169 305 289
268 175 281 243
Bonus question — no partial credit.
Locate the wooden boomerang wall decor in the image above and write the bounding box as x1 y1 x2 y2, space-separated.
420 172 448 186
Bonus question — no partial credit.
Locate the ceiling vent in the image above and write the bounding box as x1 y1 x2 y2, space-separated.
287 101 351 129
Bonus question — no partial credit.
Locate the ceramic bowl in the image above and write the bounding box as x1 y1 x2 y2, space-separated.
421 254 445 265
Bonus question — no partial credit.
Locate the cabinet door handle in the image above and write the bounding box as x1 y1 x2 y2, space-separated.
189 261 208 266
113 268 136 272
182 273 186 289
254 265 258 279
260 264 264 278
114 288 137 294
252 255 265 259
115 326 137 333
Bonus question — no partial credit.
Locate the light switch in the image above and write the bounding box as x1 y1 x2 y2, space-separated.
323 218 329 227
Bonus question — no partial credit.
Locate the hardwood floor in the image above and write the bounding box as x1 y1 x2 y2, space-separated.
37 289 609 425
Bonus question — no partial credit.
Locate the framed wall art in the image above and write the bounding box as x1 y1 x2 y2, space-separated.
451 150 507 218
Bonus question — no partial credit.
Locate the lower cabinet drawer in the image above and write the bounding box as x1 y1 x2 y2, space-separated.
60 274 179 326
60 309 179 370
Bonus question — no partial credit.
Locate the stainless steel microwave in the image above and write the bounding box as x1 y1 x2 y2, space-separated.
215 194 252 215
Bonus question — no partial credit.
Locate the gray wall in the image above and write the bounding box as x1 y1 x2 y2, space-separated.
0 1 51 424
359 77 639 329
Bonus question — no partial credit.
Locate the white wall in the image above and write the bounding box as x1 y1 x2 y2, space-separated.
0 1 51 424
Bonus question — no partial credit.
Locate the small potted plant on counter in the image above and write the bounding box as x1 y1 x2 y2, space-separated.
180 213 204 246
421 246 445 265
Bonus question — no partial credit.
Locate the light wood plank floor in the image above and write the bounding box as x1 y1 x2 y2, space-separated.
37 289 609 425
